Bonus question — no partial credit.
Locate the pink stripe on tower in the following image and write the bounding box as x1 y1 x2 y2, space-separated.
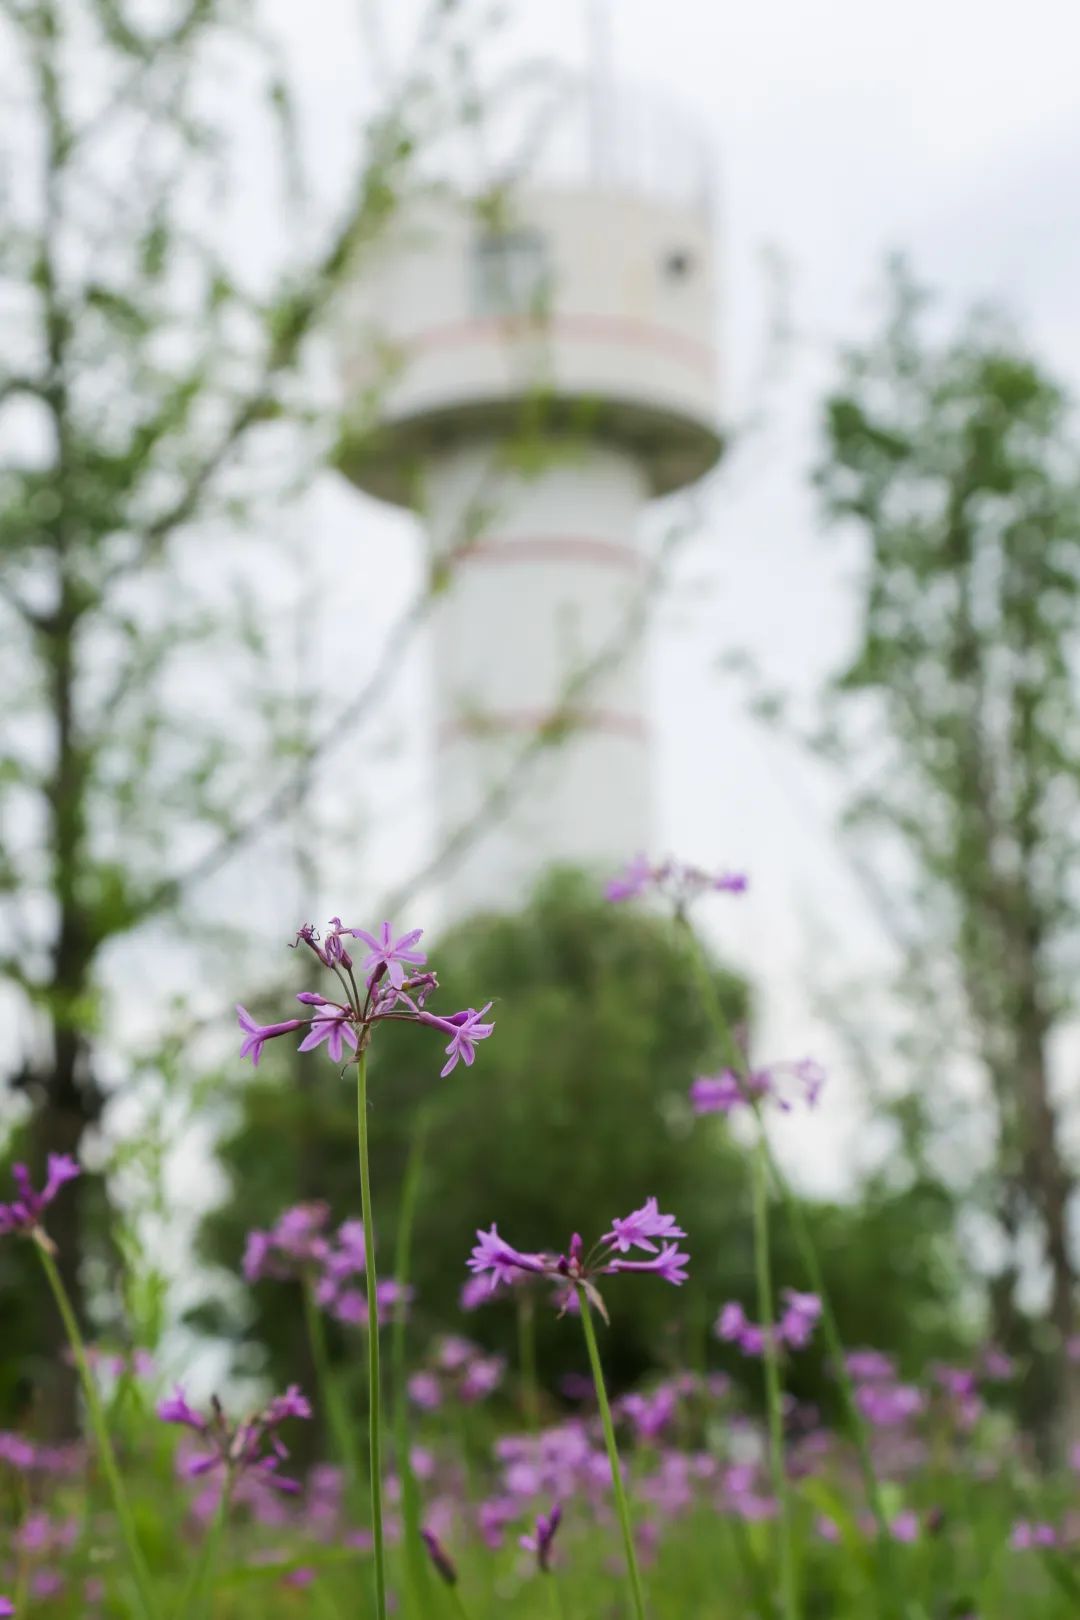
406 313 716 380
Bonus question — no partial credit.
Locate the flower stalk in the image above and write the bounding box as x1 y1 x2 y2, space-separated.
752 1134 799 1620
576 1285 648 1620
179 1482 232 1620
356 1047 387 1620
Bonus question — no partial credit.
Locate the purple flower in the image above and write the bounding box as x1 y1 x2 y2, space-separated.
0 1597 14 1616
607 1242 690 1286
435 1335 477 1372
467 1226 548 1291
297 1013 360 1064
845 1349 896 1382
159 1388 311 1496
460 1274 498 1311
243 1231 274 1283
243 1202 331 1283
347 921 427 990
778 1289 822 1350
714 872 749 893
689 1073 748 1115
605 853 655 902
981 1345 1016 1381
323 918 353 969
408 1372 443 1412
14 1513 78 1556
691 1058 824 1117
716 1294 820 1358
604 856 748 910
236 1007 303 1067
467 1206 689 1312
855 1381 924 1428
428 1003 495 1077
460 1354 506 1404
0 1433 36 1471
265 1386 312 1423
375 1279 413 1323
420 1528 458 1587
716 1303 768 1357
336 1219 366 1264
0 1156 81 1243
717 1302 750 1343
1011 1520 1059 1550
244 916 493 1080
331 1288 367 1326
479 1495 517 1548
619 1385 678 1442
157 1388 208 1432
521 1503 562 1572
890 1510 919 1544
604 1196 686 1255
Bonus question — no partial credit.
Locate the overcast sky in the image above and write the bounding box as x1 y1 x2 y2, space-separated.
213 0 1080 1194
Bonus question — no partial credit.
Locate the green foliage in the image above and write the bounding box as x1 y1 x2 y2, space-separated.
813 260 1080 1437
0 0 472 1426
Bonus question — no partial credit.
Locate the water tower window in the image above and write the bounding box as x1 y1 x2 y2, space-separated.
472 228 550 317
663 248 694 280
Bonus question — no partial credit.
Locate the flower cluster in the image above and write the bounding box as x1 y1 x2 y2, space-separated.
715 1290 822 1358
75 1346 156 1382
0 1156 80 1247
467 1199 689 1318
605 854 747 909
157 1386 311 1497
616 1383 685 1443
0 1431 82 1479
408 1336 506 1411
690 1057 825 1117
846 1352 926 1431
243 1203 410 1328
1012 1520 1061 1550
243 1202 335 1283
237 917 494 1079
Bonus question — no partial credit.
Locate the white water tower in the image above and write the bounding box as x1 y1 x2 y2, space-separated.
337 75 722 915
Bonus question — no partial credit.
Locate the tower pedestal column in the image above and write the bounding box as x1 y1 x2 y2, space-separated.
423 436 652 914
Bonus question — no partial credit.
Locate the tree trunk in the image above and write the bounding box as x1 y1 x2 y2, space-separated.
27 1035 95 1439
1013 963 1079 1454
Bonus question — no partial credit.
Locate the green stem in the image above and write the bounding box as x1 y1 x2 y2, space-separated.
392 1114 434 1620
764 1147 891 1547
356 1049 388 1620
179 1481 231 1620
301 1273 363 1503
576 1286 647 1620
516 1291 540 1432
752 1134 799 1620
546 1573 567 1620
36 1241 161 1620
446 1581 474 1620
